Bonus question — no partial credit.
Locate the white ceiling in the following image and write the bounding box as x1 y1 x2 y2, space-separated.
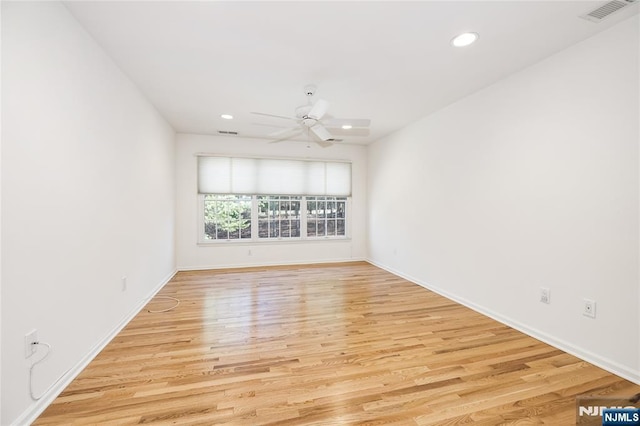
64 1 638 145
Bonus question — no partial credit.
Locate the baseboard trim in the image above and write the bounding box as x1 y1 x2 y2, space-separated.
367 259 640 386
12 269 177 426
177 257 367 272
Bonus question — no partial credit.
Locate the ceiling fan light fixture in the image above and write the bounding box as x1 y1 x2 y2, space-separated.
451 32 479 47
220 114 234 120
341 124 353 130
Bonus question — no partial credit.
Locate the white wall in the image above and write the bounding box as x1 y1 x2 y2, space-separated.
176 133 367 270
368 15 639 383
1 3 176 424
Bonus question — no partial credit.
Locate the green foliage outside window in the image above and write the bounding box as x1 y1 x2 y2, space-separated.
204 195 251 239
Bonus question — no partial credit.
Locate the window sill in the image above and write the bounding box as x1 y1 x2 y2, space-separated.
197 237 351 247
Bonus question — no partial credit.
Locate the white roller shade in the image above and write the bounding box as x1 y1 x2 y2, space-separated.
198 156 351 196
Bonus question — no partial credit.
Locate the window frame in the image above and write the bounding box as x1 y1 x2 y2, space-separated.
198 194 351 244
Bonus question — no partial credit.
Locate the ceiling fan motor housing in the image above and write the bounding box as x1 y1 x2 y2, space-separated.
302 117 318 127
295 105 313 119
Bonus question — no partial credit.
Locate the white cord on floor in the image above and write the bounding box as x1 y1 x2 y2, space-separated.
28 292 178 402
147 295 180 313
29 341 64 401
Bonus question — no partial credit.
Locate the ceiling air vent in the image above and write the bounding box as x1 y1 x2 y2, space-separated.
326 138 343 142
218 130 238 135
580 0 636 22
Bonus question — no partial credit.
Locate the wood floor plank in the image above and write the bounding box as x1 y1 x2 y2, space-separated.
35 262 640 425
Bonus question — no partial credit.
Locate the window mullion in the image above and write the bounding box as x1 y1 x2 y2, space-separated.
278 199 282 239
251 195 258 242
345 197 350 238
301 196 308 239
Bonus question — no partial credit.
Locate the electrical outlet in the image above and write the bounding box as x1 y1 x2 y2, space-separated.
583 299 596 318
540 287 550 304
25 329 38 358
122 276 127 292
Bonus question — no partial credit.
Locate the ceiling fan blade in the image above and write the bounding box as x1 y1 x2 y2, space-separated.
269 127 301 138
315 140 334 148
269 130 303 144
310 123 332 141
252 122 290 128
251 111 298 121
308 99 329 120
323 118 371 128
323 127 370 137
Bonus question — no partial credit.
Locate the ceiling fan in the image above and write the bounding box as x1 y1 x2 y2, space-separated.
251 85 371 147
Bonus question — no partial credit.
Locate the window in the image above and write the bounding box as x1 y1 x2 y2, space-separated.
200 195 348 242
258 196 301 239
306 196 346 238
203 195 252 240
197 156 351 243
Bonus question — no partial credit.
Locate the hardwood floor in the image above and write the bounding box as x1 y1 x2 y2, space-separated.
35 262 640 425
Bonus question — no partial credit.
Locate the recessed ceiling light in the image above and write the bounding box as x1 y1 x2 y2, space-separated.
341 124 353 130
451 32 479 47
220 114 234 120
